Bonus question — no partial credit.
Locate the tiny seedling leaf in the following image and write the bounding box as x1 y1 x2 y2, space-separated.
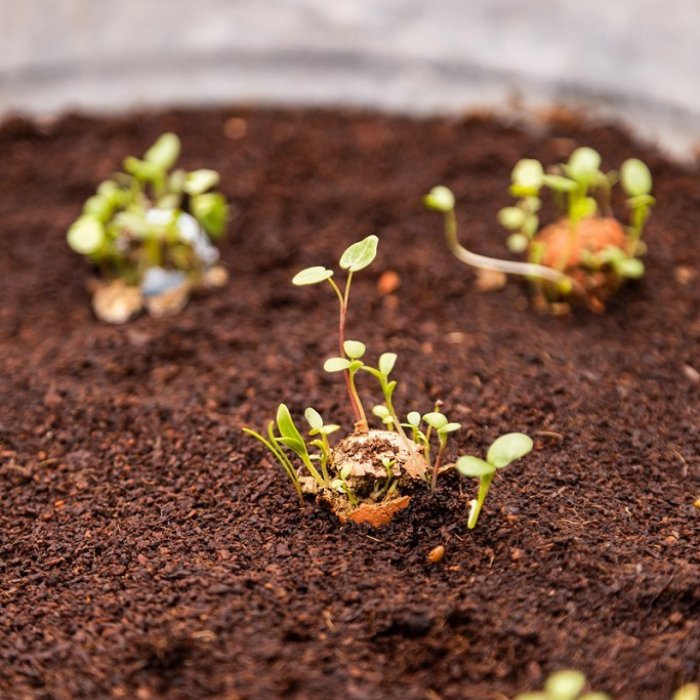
144 132 181 170
544 670 587 700
423 412 448 430
456 456 495 478
620 158 652 196
614 257 645 279
566 147 602 182
438 422 461 435
542 174 577 192
511 159 544 191
372 405 390 419
343 340 366 359
498 206 526 230
407 411 421 427
184 169 220 195
339 235 378 272
507 233 530 253
324 357 352 372
67 217 105 255
378 352 397 376
292 266 334 285
487 432 533 469
191 192 228 237
423 186 455 212
276 404 306 452
320 424 340 435
304 407 324 431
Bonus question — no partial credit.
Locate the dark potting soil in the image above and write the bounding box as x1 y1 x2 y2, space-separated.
0 107 698 700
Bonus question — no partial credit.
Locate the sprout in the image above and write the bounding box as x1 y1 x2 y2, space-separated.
514 669 610 700
457 433 533 529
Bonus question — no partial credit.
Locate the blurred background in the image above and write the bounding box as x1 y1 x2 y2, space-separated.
0 0 697 158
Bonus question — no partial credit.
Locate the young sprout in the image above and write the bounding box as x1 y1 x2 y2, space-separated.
425 147 654 309
422 411 461 490
293 235 378 432
514 669 609 700
456 432 533 529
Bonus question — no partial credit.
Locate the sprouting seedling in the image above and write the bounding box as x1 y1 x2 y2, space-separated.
423 185 579 295
456 432 533 529
422 410 461 490
243 404 335 502
514 669 610 700
293 235 378 432
67 132 229 285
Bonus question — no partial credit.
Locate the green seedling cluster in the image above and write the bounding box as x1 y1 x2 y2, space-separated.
245 235 533 526
424 147 654 304
67 132 229 285
514 669 609 700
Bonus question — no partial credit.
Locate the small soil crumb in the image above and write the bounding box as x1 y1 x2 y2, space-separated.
377 270 401 295
475 268 507 292
428 545 446 563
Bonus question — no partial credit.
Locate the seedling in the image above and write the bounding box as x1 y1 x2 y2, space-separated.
425 148 654 311
244 236 482 525
67 132 230 321
514 669 609 700
456 433 533 529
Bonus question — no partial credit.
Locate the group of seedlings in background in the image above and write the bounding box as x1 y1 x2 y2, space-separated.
244 235 532 528
424 147 653 312
67 132 230 323
513 671 698 700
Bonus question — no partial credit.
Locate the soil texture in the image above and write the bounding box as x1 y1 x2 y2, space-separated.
0 107 698 700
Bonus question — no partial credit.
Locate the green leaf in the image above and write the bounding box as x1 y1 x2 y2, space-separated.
184 169 220 195
423 412 448 430
83 194 113 222
191 192 228 237
566 147 601 183
67 217 105 255
438 422 461 435
542 174 577 192
498 206 526 230
672 684 700 700
406 411 421 427
372 405 390 419
487 433 533 469
343 340 366 359
614 257 645 279
544 670 587 700
144 132 181 170
292 266 334 285
378 352 397 376
324 357 352 372
523 214 540 237
507 233 530 253
511 159 544 191
339 235 378 272
278 435 307 454
571 196 598 221
304 407 323 430
320 424 340 435
621 158 652 196
276 404 306 454
627 193 655 209
456 456 495 478
123 156 162 181
423 186 455 212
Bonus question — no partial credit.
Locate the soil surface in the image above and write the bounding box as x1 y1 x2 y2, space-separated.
0 107 698 700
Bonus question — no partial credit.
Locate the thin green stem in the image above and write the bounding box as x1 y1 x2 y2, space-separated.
468 472 494 529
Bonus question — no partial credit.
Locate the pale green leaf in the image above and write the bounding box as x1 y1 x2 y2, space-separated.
407 411 421 427
423 186 455 213
191 192 228 237
372 405 390 418
184 169 220 195
67 217 105 255
544 670 587 700
487 432 534 469
339 235 378 272
343 339 366 359
292 266 334 285
304 407 323 430
456 456 495 478
614 257 645 279
498 206 526 230
144 132 181 170
621 158 652 196
438 422 461 435
566 147 601 182
507 233 530 253
512 159 544 190
378 352 397 376
542 174 577 192
324 357 352 372
423 412 448 430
